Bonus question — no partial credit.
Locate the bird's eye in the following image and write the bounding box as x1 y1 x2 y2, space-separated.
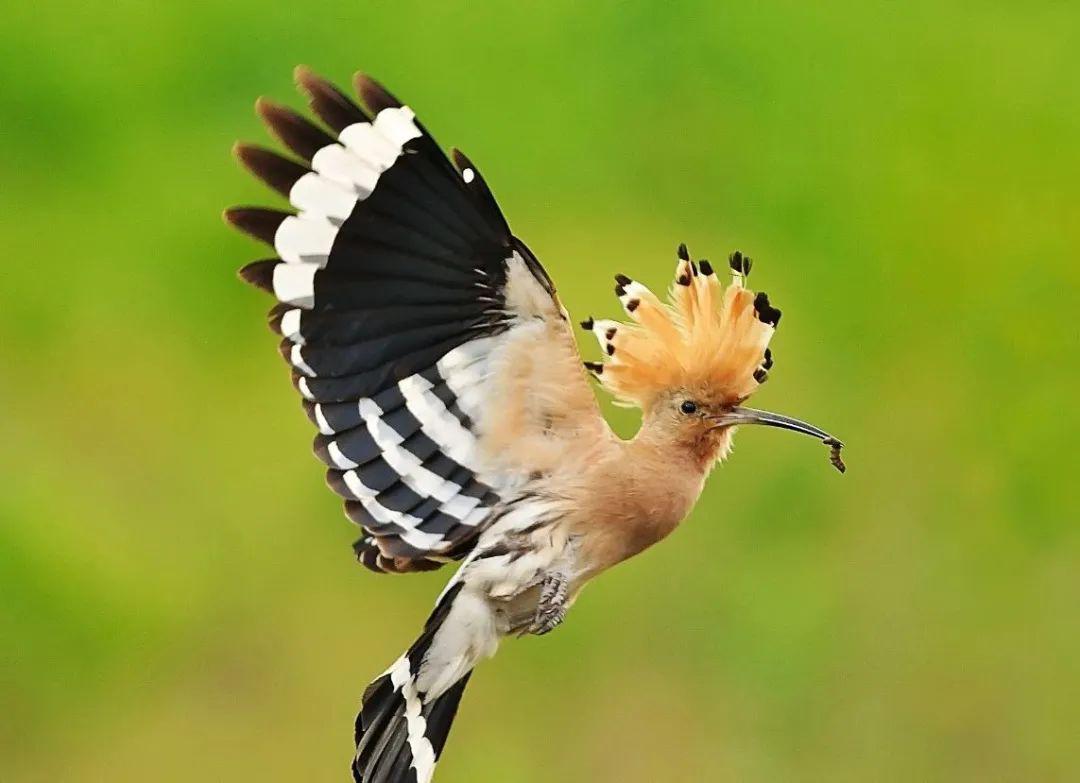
680 400 698 415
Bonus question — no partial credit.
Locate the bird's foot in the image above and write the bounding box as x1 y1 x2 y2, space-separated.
529 572 569 636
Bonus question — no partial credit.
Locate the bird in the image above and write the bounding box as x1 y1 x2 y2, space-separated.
225 65 845 783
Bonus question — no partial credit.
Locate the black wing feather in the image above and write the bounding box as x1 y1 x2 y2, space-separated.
228 68 553 574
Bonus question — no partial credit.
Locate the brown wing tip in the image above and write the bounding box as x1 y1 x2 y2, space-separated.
450 148 470 170
222 205 263 236
353 72 401 112
223 206 288 245
276 337 294 362
267 302 290 334
253 95 277 120
237 259 277 293
231 141 271 175
294 64 369 130
256 96 302 132
451 148 479 185
232 143 308 197
294 64 337 101
293 64 317 89
254 95 335 161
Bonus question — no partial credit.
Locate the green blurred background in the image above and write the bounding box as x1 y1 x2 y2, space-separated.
3 1 1078 780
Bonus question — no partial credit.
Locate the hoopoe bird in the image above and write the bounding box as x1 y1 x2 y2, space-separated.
226 66 844 783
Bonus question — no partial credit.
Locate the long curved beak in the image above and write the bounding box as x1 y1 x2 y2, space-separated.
713 406 846 473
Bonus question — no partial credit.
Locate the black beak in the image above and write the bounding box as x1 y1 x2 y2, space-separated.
713 406 846 473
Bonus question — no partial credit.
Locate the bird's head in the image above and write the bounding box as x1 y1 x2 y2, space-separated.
582 245 844 472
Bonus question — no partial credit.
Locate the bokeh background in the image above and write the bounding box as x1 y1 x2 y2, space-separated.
3 1 1078 780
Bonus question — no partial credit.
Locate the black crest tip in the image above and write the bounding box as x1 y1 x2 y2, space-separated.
753 291 782 327
699 259 714 276
580 317 595 331
626 299 640 312
614 273 632 287
677 242 690 261
729 251 754 277
583 361 604 375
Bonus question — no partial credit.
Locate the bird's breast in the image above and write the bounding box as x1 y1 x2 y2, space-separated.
570 456 706 578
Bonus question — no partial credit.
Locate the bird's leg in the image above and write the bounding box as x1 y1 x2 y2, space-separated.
529 571 569 636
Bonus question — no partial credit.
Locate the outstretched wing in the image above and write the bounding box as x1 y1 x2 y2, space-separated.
227 67 607 573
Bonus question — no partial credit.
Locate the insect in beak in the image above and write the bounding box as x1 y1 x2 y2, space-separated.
711 407 846 473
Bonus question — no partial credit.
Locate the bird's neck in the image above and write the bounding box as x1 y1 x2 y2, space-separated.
634 415 733 474
622 422 716 528
578 431 709 573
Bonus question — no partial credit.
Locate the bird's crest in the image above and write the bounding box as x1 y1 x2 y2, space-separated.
582 244 781 410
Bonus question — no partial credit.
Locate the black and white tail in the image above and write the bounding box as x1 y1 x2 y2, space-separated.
353 583 473 783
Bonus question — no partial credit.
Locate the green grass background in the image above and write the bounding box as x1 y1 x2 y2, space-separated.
2 1 1078 780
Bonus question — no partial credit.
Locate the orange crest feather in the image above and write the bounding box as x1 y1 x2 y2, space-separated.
585 247 780 410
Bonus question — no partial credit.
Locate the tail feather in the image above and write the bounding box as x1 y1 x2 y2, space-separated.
421 672 472 759
354 676 401 771
353 583 473 783
383 736 422 783
368 709 411 783
361 699 407 783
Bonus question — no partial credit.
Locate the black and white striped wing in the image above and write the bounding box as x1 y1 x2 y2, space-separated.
227 68 603 574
